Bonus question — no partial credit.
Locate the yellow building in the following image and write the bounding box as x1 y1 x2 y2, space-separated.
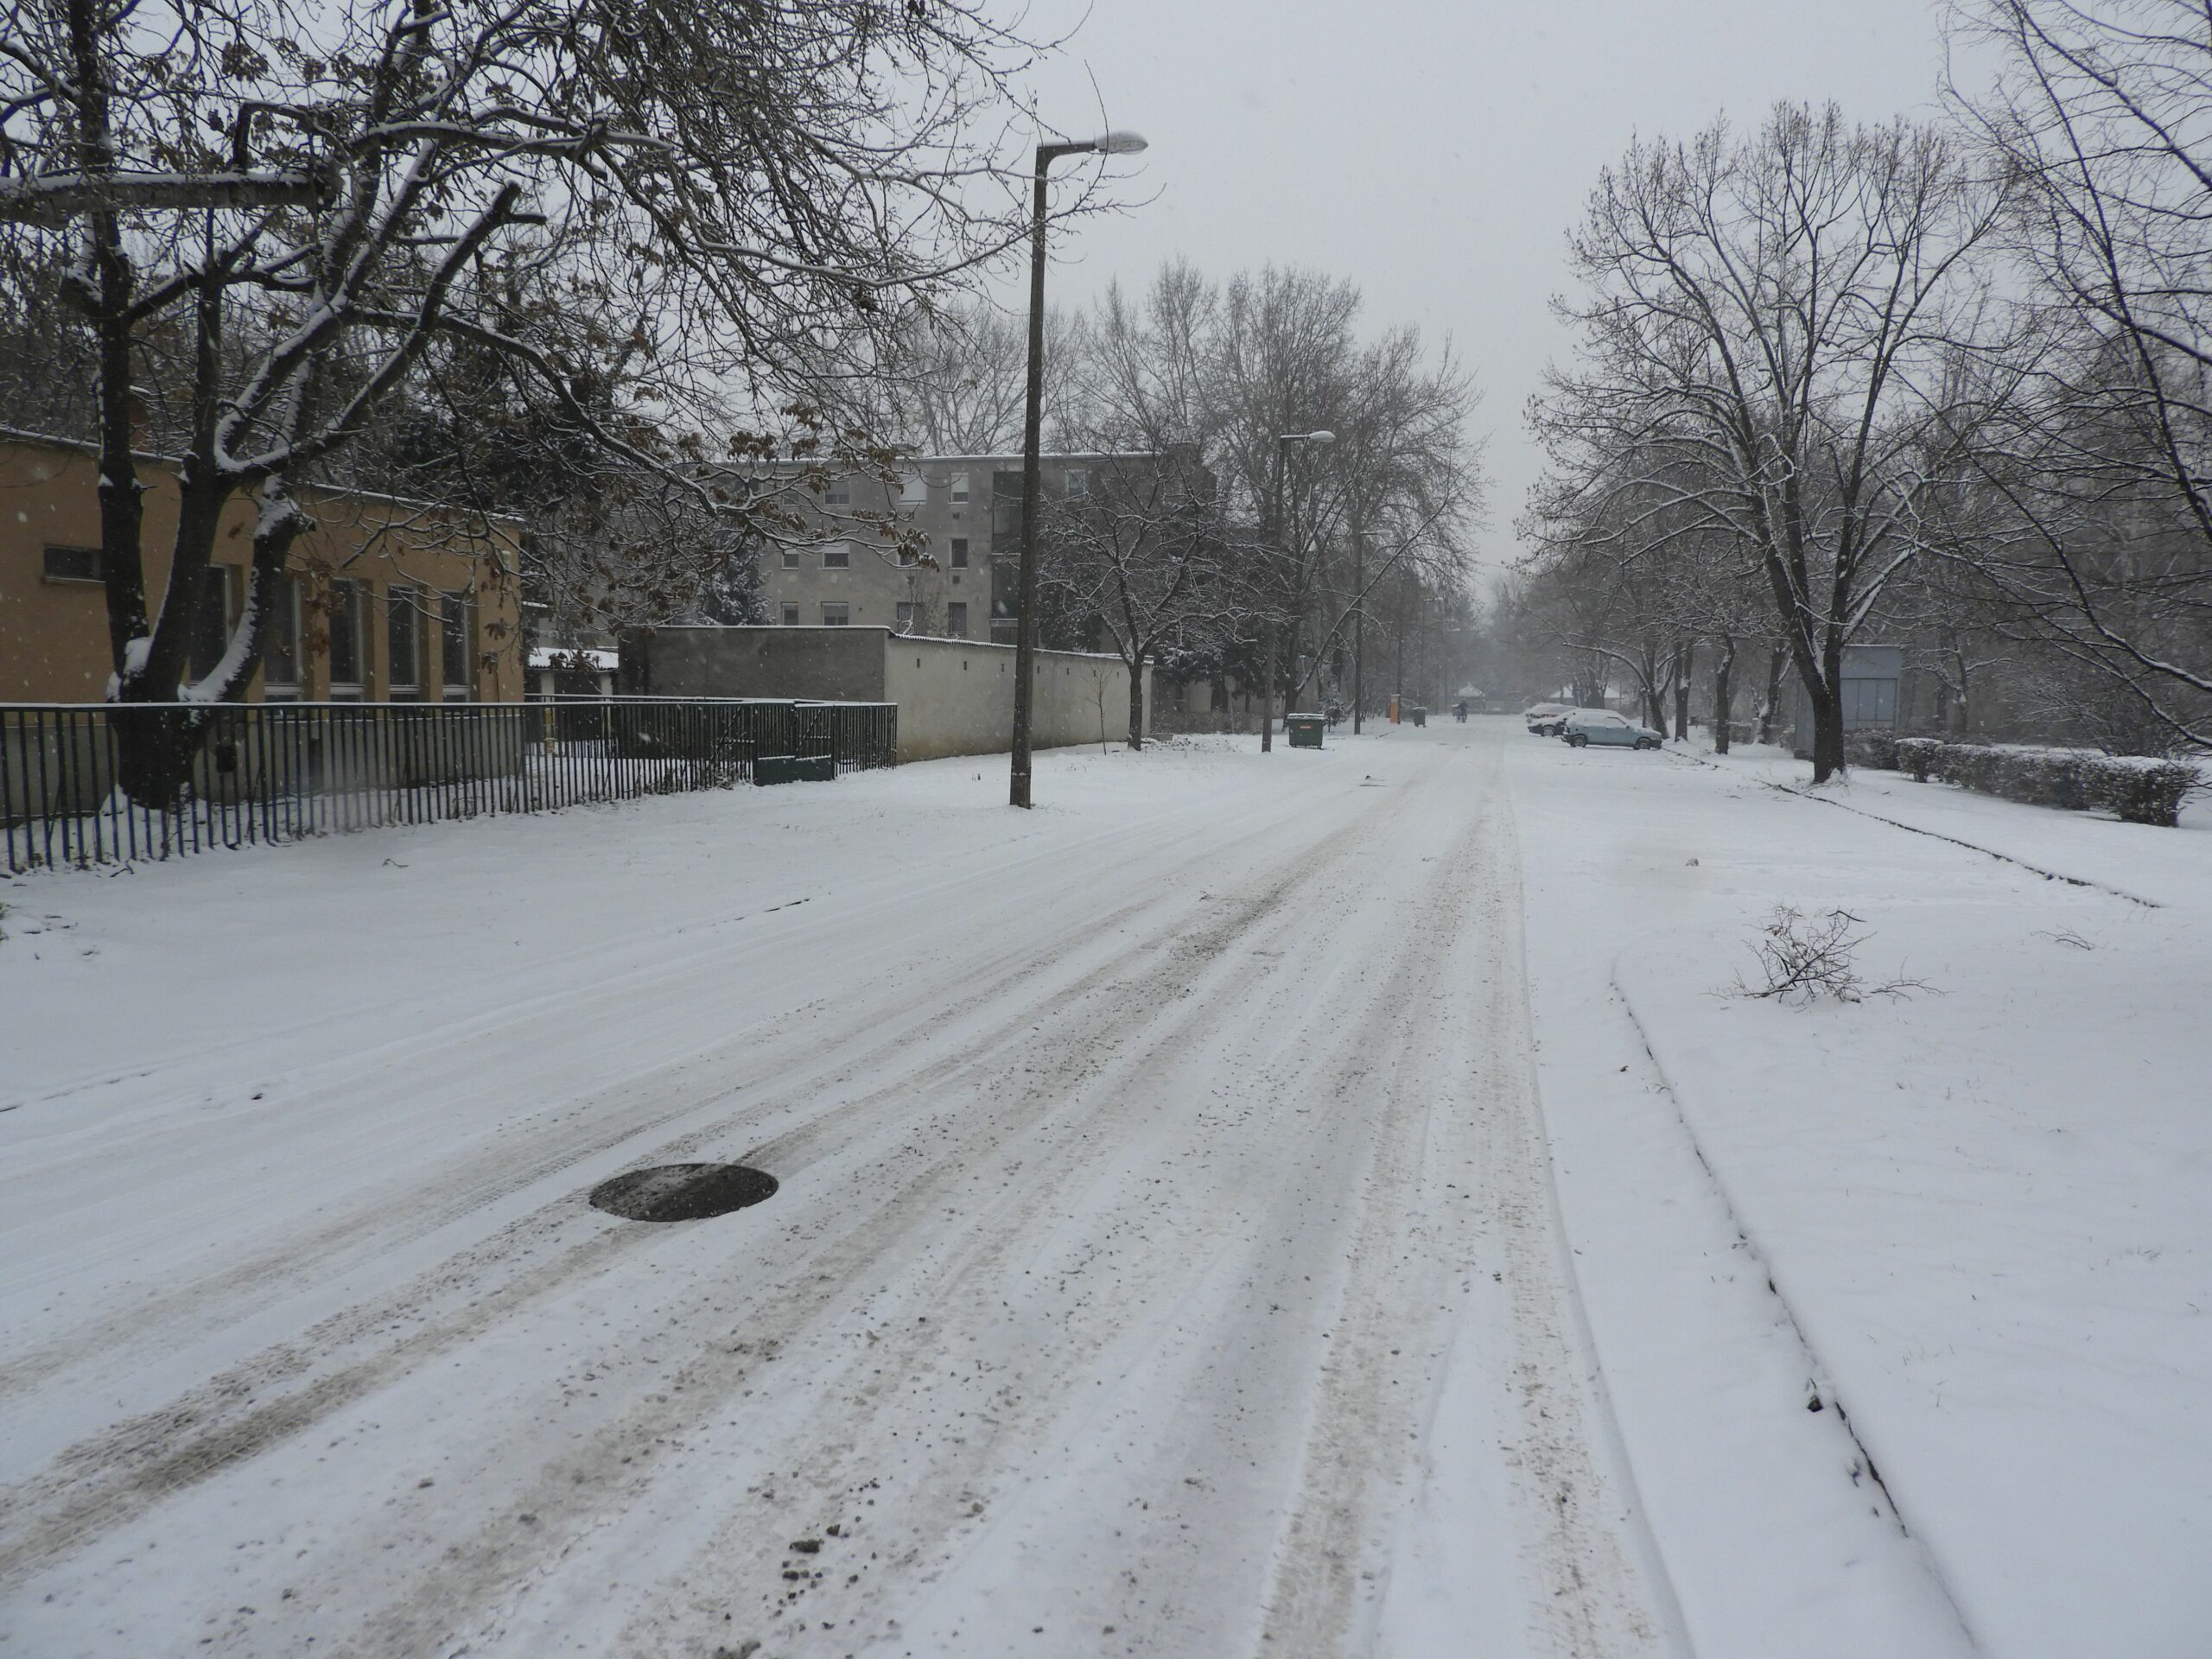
1 431 522 705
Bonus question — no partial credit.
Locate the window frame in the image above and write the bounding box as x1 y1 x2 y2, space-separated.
820 601 850 626
41 543 104 584
386 582 421 699
823 542 851 569
440 589 474 702
262 572 302 699
327 578 366 699
946 601 968 639
949 537 969 569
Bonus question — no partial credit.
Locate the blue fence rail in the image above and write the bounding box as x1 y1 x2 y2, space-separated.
2 697 897 873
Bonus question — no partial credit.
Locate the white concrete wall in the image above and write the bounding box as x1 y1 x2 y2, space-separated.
881 634 1150 762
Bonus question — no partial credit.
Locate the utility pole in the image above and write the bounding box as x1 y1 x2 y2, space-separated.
1351 519 1364 734
1008 129 1147 809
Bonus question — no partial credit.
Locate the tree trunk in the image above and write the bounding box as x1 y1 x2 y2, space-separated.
109 705 213 810
1808 635 1847 784
1127 652 1146 751
1674 641 1693 741
1259 615 1276 753
1755 644 1787 745
1713 637 1737 755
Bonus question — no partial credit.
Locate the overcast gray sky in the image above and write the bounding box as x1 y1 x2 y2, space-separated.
1000 0 1967 581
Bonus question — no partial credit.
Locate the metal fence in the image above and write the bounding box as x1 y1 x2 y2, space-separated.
2 697 897 873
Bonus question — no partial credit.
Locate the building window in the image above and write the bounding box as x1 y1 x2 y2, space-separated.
1842 677 1897 725
1065 467 1088 499
823 478 850 506
821 601 849 626
782 546 800 569
946 601 968 638
263 573 302 698
949 537 969 569
780 602 800 626
824 543 850 569
992 470 1023 556
328 579 365 697
185 565 234 684
895 601 917 633
950 471 969 505
900 471 926 505
386 584 420 699
42 544 103 584
441 591 474 700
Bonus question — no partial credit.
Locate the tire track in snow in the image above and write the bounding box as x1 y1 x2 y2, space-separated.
0 778 1401 1602
338 786 1416 1659
1261 732 1685 1658
0 773 1335 1414
1478 742 1691 1656
578 747 1483 1659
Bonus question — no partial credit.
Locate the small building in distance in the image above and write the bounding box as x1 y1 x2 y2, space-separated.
1790 644 1904 757
0 430 523 705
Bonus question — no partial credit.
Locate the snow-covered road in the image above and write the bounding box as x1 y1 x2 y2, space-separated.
0 724 1680 1658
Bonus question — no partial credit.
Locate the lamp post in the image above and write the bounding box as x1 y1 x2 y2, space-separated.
1009 128 1147 810
1259 429 1333 753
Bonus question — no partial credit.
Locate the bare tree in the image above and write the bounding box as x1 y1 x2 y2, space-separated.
872 298 1080 457
1200 267 1480 742
1039 452 1221 748
1947 0 2212 749
0 0 1056 800
1532 104 2003 780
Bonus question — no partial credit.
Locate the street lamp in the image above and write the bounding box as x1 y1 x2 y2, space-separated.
1009 129 1148 810
1259 429 1334 753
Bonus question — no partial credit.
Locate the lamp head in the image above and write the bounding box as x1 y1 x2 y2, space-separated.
1094 130 1149 156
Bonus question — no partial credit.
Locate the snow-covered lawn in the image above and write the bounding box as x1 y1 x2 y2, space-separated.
0 720 2204 1658
1511 730 2211 1659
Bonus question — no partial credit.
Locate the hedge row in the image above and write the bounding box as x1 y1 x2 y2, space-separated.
1888 737 2196 826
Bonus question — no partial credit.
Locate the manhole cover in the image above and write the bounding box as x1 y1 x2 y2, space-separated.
588 1163 778 1223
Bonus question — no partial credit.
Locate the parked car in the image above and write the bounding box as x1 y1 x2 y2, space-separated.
1560 709 1664 750
1524 702 1572 735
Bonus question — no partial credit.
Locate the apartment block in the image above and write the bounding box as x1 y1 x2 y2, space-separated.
756 450 1194 645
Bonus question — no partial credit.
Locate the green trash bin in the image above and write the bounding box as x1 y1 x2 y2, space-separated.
1286 714 1325 749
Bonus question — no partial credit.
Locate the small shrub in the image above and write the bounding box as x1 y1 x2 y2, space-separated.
1845 729 1901 770
2084 758 2199 827
1734 906 1927 1005
1902 741 2197 825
